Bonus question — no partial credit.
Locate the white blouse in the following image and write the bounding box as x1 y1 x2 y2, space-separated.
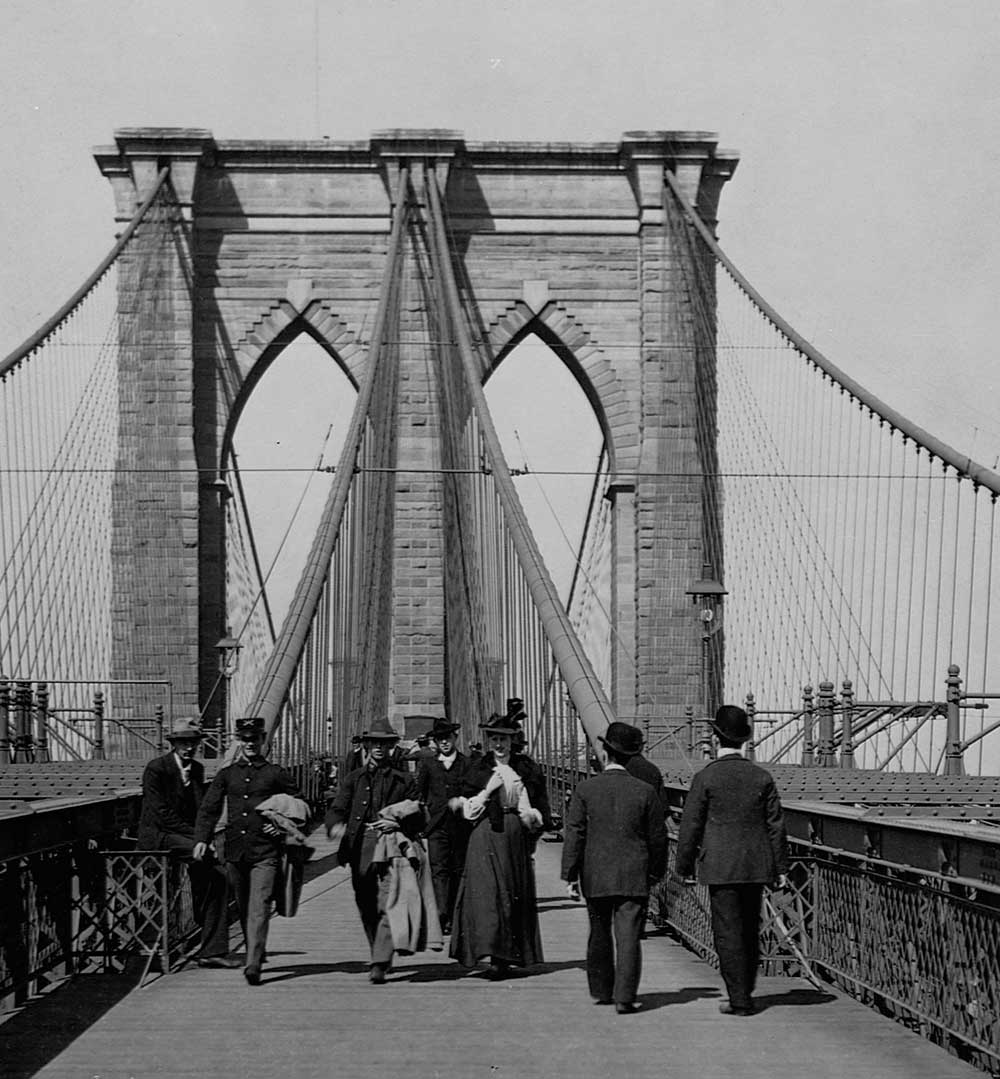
460 761 543 830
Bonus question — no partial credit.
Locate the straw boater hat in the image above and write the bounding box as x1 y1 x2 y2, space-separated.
710 705 753 744
363 716 401 741
598 721 644 757
166 717 204 741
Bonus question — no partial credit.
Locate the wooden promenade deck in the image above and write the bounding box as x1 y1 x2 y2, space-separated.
2 834 985 1079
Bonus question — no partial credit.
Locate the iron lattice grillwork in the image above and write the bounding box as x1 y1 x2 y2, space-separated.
1 844 200 1011
650 835 1000 1073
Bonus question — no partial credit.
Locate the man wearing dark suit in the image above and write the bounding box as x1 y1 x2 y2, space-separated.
194 716 303 986
675 704 789 1016
414 717 471 934
136 717 236 967
325 716 420 983
561 721 668 1014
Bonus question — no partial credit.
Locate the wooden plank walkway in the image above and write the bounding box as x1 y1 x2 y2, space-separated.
2 834 985 1079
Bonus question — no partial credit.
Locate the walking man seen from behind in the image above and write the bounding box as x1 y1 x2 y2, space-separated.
674 704 789 1016
561 721 668 1014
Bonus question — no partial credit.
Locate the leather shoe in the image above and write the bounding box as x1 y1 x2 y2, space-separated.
615 1002 640 1014
484 962 508 981
197 955 241 969
593 998 613 1006
244 967 261 986
368 964 386 985
719 1003 754 1016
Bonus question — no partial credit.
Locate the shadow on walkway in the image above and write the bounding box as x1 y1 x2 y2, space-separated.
0 969 141 1079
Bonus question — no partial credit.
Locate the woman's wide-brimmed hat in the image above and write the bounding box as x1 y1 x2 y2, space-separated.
479 713 521 736
710 705 753 744
364 716 401 741
598 721 644 757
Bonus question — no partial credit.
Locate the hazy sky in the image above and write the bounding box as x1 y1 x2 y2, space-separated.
2 1 999 613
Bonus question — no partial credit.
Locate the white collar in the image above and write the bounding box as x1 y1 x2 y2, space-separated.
604 762 626 771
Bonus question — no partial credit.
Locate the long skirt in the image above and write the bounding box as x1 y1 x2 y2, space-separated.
449 812 544 968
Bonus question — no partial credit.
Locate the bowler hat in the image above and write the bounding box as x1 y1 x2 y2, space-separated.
710 705 752 744
166 717 204 741
599 721 644 757
364 717 401 741
234 716 266 738
479 713 521 736
429 718 460 738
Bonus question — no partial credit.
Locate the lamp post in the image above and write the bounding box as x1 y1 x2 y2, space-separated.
685 563 727 757
215 630 242 753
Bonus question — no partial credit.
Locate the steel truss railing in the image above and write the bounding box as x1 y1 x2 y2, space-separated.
651 834 1000 1074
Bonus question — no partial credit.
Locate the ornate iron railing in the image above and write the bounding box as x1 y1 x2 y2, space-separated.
651 834 1000 1073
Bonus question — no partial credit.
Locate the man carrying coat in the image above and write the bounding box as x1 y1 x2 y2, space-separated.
325 716 420 983
561 721 668 1014
136 717 236 967
193 716 303 986
674 704 789 1016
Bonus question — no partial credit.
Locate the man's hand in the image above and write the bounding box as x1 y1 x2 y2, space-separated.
262 822 282 838
447 796 464 812
774 873 788 890
681 876 697 887
192 842 207 861
484 772 504 795
566 881 581 902
371 817 400 834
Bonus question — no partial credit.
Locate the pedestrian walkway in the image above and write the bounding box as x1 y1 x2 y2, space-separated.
2 833 984 1079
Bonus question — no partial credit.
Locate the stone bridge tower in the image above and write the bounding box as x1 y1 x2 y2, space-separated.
96 128 737 730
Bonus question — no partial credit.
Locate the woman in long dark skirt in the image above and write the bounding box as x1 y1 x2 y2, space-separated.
448 714 544 979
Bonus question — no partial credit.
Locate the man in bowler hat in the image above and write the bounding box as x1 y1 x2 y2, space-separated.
414 717 471 934
136 717 236 967
193 716 303 986
325 716 419 983
675 704 789 1016
561 721 668 1014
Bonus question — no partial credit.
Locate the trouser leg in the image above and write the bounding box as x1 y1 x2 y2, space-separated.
243 856 278 973
350 859 380 946
740 885 763 997
709 884 755 1009
428 832 452 927
611 898 646 1005
585 897 615 1002
369 865 395 968
189 858 231 957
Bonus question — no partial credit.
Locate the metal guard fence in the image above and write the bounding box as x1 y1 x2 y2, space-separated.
1 844 199 1010
650 836 1000 1074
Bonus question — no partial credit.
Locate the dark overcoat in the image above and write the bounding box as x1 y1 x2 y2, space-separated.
414 753 472 834
674 755 789 884
194 757 302 863
561 769 668 897
325 764 417 866
136 753 207 849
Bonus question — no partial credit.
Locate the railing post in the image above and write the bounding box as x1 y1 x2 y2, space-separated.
92 689 106 761
155 704 165 753
34 682 50 762
0 678 10 762
685 705 695 756
817 680 835 766
840 679 855 768
801 684 815 767
944 664 965 776
745 692 756 761
13 681 34 762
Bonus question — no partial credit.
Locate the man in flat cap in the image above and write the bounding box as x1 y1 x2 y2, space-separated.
194 716 303 986
561 721 668 1014
136 717 236 967
414 717 471 935
675 704 789 1016
325 716 420 983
